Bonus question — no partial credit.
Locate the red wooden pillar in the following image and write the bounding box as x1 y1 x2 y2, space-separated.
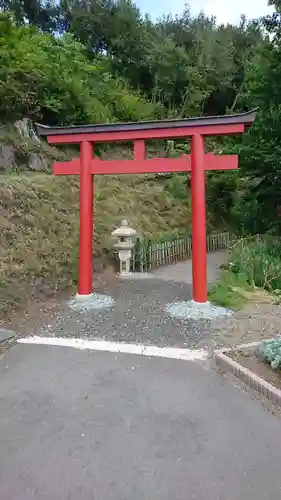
78 141 93 295
191 134 207 303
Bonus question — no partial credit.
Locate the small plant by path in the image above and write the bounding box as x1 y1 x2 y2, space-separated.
259 337 281 371
208 271 248 309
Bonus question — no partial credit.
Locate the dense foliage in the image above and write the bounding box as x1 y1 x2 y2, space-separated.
0 13 160 124
1 0 281 236
229 236 281 291
0 2 263 121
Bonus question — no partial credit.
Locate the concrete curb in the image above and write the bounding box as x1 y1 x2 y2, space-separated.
215 351 281 407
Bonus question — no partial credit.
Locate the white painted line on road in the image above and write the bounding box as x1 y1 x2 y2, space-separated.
18 336 144 354
17 336 208 361
142 345 208 361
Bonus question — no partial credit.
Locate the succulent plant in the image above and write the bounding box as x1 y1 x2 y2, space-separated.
259 337 281 371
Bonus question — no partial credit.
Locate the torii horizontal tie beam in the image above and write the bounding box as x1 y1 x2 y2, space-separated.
52 154 238 175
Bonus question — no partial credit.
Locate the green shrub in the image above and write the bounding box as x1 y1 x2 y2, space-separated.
164 174 189 202
259 337 281 371
229 236 281 291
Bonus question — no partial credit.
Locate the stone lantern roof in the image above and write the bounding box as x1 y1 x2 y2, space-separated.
111 220 136 239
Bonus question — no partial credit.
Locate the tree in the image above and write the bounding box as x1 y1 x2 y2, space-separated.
232 1 281 234
0 0 60 31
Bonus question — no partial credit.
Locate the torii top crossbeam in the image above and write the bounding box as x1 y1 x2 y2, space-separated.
37 109 256 302
37 109 256 141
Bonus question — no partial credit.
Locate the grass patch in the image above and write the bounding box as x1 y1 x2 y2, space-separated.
209 235 281 309
208 271 248 309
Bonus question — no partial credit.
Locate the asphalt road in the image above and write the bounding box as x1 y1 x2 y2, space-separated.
1 343 281 499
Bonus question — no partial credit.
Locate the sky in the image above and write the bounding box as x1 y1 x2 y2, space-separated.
136 0 274 25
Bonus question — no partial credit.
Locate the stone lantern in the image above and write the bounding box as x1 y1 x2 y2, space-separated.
111 220 137 275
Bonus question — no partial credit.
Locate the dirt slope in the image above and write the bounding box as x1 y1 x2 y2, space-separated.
0 171 191 315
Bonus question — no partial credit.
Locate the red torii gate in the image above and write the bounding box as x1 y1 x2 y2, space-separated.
37 110 256 303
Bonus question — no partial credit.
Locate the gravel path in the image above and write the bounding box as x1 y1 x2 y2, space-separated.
3 250 281 349
154 249 228 284
8 278 212 348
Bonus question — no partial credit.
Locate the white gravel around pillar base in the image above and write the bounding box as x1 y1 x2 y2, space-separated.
165 299 233 321
68 293 115 312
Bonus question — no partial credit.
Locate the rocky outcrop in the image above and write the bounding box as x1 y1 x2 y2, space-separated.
0 118 50 172
14 118 40 143
28 152 49 171
0 144 15 170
